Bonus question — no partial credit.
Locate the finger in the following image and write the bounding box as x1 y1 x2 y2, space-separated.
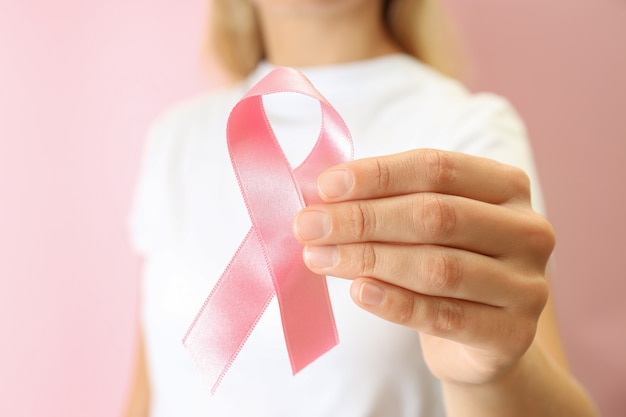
303 243 530 307
294 192 553 258
317 149 531 205
349 278 541 353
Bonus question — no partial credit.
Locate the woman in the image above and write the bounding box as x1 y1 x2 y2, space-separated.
125 0 597 416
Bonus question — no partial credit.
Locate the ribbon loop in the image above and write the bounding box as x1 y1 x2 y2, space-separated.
183 67 353 393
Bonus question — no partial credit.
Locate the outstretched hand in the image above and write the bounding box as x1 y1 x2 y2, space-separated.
293 149 555 386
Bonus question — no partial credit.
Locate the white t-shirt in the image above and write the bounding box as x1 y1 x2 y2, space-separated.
129 54 544 417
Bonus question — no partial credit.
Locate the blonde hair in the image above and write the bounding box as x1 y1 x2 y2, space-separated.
210 0 460 79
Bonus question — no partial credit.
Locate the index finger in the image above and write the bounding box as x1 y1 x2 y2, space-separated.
317 149 531 205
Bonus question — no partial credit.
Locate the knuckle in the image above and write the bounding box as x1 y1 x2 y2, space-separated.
429 299 465 334
536 216 556 256
421 250 462 293
357 243 380 277
373 158 391 193
509 318 538 353
349 202 376 241
526 279 550 316
506 165 532 199
507 281 548 352
421 149 456 187
524 214 556 260
418 194 457 241
395 294 418 326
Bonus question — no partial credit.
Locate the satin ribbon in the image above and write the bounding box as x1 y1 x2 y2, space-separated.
183 67 353 393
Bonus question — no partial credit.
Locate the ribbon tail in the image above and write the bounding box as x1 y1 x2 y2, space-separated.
277 261 339 374
183 229 275 393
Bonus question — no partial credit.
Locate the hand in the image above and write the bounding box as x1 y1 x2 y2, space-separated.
293 149 555 386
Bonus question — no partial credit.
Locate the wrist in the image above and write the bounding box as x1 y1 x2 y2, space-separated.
440 342 597 417
441 341 534 392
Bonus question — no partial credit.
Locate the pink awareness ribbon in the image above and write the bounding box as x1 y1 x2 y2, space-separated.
183 67 353 393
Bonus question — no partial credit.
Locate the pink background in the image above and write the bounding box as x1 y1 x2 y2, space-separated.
0 1 624 416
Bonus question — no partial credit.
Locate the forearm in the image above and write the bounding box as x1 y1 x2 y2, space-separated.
123 332 151 417
442 342 597 417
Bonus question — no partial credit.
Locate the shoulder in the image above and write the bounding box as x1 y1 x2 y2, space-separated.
392 57 530 164
138 82 249 180
147 84 245 148
354 56 545 211
129 83 246 254
405 57 524 135
400 58 545 212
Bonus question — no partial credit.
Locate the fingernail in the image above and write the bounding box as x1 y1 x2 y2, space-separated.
318 169 354 199
304 246 338 270
295 210 331 241
359 282 384 306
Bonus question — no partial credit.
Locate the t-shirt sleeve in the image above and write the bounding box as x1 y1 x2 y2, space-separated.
127 118 175 256
448 93 547 216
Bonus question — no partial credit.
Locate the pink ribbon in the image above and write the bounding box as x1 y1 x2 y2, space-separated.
183 67 353 393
